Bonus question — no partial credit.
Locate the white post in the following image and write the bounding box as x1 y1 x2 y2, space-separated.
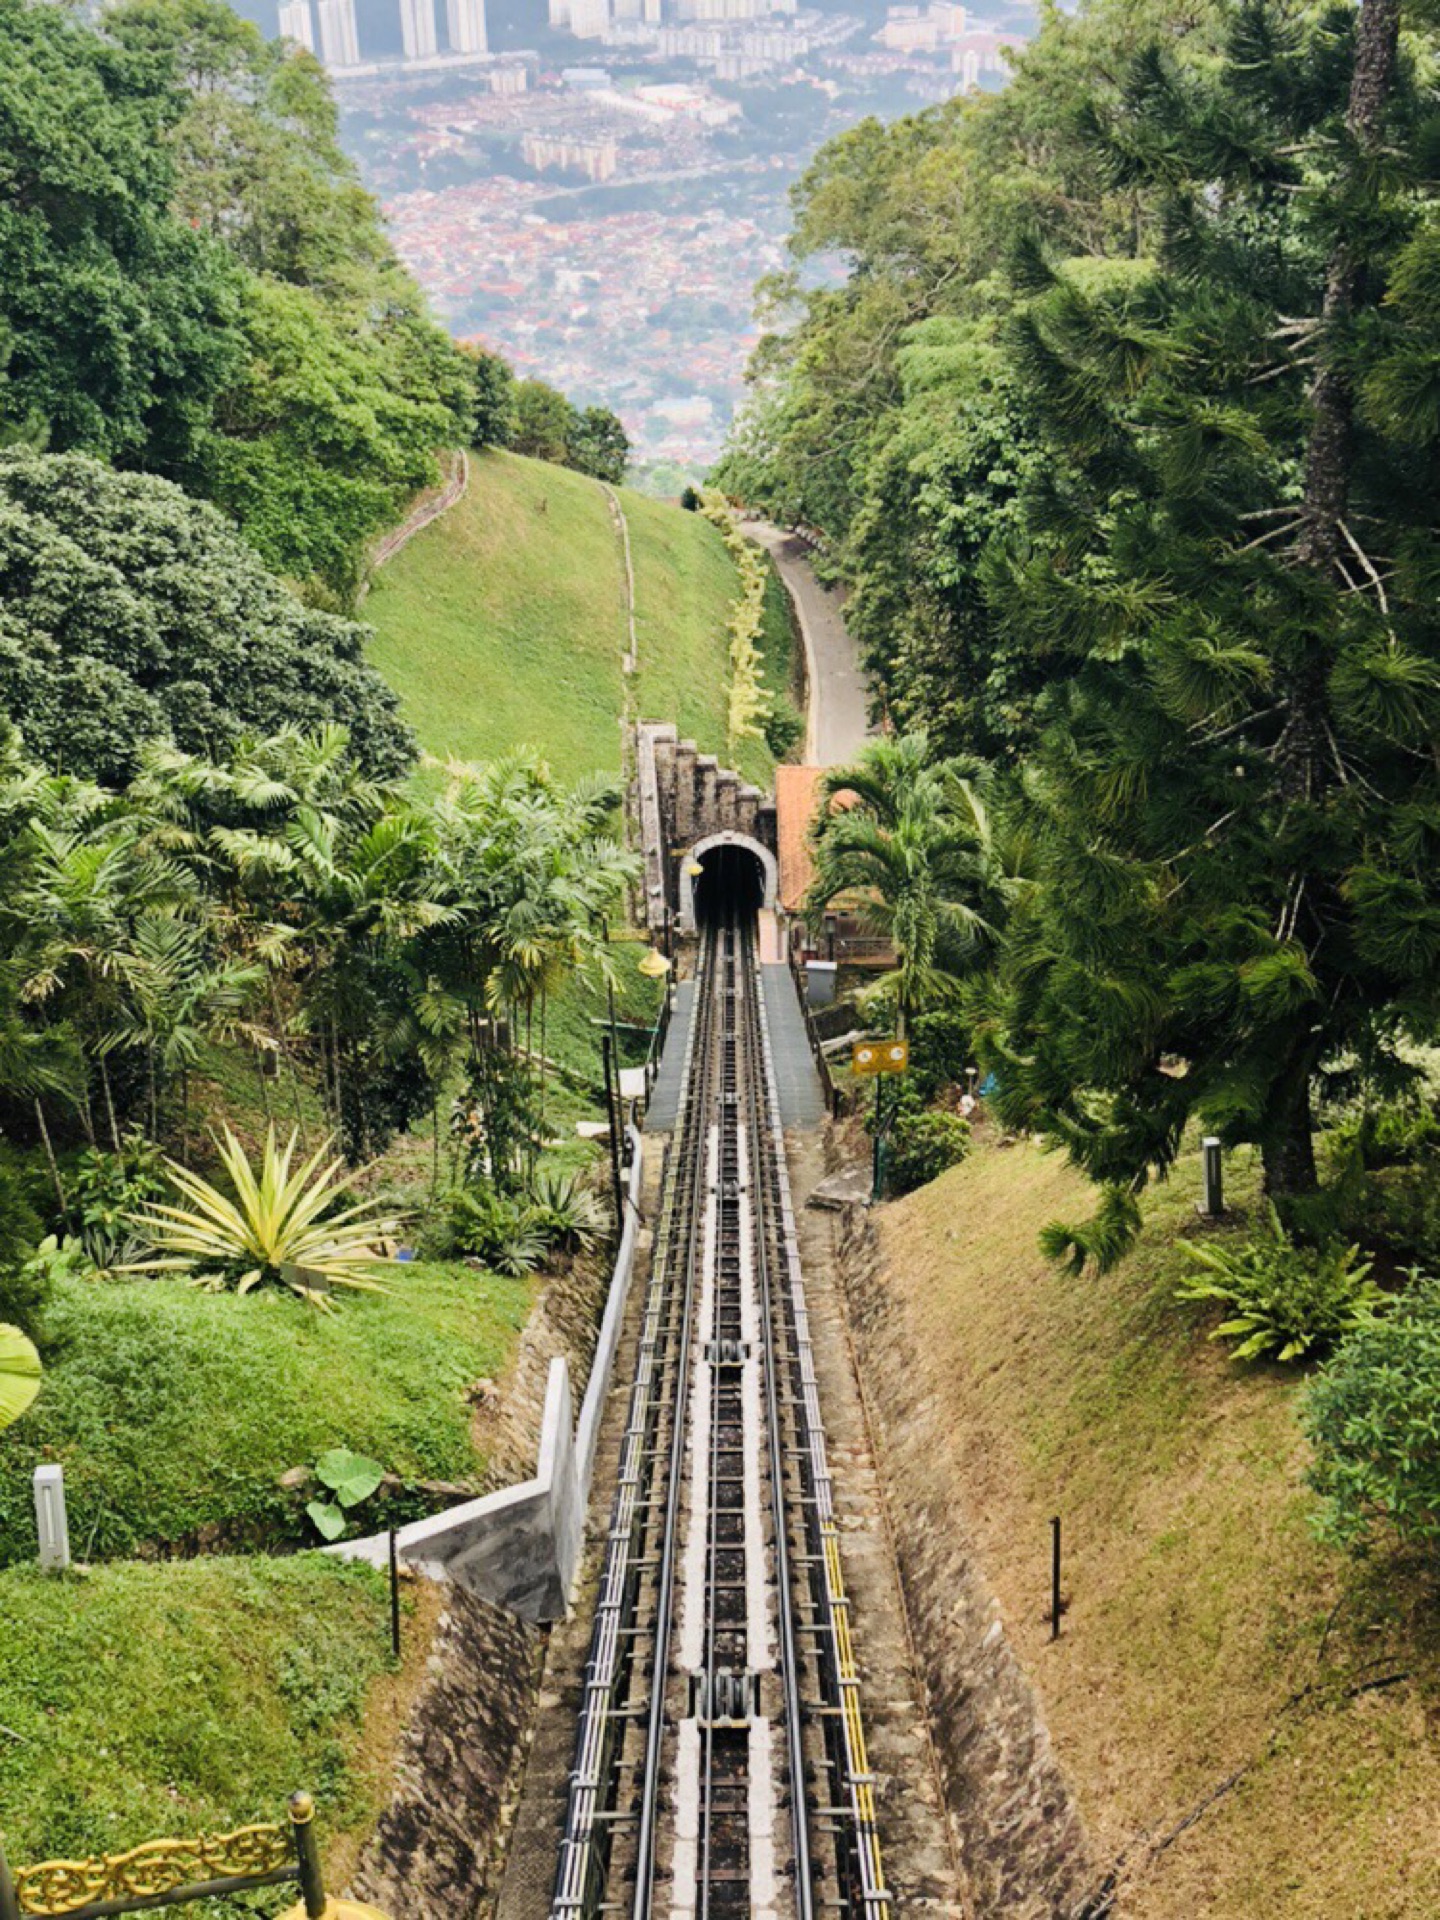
1199 1136 1224 1218
34 1463 70 1569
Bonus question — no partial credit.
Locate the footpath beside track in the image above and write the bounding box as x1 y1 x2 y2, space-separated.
551 907 890 1920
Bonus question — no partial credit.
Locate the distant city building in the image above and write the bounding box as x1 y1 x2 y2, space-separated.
276 0 316 49
562 64 614 86
488 58 529 90
950 24 1022 82
316 0 360 66
446 0 488 52
548 0 571 27
401 0 438 58
874 1 967 50
568 0 610 35
521 131 618 181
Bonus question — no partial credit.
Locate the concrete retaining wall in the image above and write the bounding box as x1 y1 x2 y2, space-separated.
334 1125 645 1622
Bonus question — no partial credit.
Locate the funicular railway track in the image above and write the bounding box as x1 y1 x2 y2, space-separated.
552 904 890 1920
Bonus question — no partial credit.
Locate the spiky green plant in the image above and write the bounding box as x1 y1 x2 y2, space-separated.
128 1126 398 1307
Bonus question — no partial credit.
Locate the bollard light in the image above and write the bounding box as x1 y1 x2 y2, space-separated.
1199 1135 1224 1218
34 1463 70 1570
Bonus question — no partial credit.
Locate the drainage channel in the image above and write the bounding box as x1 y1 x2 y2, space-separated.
551 905 890 1920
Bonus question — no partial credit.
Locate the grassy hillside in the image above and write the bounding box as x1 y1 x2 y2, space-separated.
871 1137 1440 1917
0 1261 532 1567
365 451 787 789
0 1555 430 1870
365 451 628 786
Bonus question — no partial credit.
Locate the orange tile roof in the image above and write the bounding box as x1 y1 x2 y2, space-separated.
775 764 827 913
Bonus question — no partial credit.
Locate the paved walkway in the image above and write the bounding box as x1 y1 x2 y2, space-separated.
742 522 871 767
641 982 693 1133
760 963 825 1129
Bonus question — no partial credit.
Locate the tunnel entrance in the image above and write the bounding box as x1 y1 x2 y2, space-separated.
693 841 765 924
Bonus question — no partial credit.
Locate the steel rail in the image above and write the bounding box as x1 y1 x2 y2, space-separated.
553 896 889 1920
751 947 892 1918
551 916 720 1918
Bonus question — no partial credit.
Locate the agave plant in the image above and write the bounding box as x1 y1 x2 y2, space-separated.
129 1126 399 1307
448 1185 547 1277
528 1165 610 1255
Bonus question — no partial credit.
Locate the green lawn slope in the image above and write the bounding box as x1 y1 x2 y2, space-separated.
0 1260 532 1567
365 451 628 786
0 1555 417 1870
364 451 789 789
871 1137 1440 1917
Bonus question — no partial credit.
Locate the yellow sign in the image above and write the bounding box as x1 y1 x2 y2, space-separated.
851 1039 908 1077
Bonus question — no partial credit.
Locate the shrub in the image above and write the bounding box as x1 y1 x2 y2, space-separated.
1306 1278 1440 1556
528 1166 609 1254
130 1127 399 1307
1176 1206 1387 1363
447 1186 546 1278
762 703 805 760
887 1109 971 1195
66 1141 167 1275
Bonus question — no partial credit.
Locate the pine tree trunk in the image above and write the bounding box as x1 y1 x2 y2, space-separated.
1261 1039 1322 1200
1293 0 1401 586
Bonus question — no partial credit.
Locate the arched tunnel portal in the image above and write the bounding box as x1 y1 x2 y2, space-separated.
679 831 778 931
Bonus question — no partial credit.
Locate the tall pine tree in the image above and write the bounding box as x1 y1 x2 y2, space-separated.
980 0 1440 1213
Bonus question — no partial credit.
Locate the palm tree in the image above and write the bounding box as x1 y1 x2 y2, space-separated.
805 733 1027 1033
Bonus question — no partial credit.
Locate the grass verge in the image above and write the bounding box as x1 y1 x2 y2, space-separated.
0 1554 428 1891
872 1135 1440 1917
0 1260 532 1567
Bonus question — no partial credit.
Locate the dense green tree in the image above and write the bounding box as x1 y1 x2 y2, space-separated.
462 343 516 449
569 406 630 485
977 0 1438 1207
0 0 242 465
0 450 414 784
510 379 577 465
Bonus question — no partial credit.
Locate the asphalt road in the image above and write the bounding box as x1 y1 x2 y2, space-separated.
742 522 872 768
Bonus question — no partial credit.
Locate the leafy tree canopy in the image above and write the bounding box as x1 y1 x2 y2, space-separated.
0 0 473 598
0 450 413 784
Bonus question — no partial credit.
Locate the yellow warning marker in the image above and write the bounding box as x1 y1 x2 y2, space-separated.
851 1038 908 1076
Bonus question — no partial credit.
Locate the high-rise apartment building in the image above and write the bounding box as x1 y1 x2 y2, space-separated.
401 0 438 57
549 0 572 25
315 0 360 64
446 0 488 51
277 0 316 51
568 0 609 35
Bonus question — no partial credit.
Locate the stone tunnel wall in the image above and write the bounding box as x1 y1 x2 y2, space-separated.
633 720 777 933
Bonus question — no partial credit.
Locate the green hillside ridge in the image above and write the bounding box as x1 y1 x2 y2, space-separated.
366 450 791 788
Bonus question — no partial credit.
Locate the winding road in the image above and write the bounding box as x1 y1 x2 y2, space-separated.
742 523 872 768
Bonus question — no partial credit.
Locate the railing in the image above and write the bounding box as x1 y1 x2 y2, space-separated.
0 1793 357 1920
788 943 848 1120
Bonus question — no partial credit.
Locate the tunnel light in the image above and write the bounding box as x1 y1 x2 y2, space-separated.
684 859 704 878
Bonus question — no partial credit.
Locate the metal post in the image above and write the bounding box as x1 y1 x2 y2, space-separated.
870 1076 884 1203
1051 1516 1062 1641
1199 1135 1224 1217
602 1034 624 1230
288 1793 326 1919
0 1832 23 1920
388 1529 401 1660
34 1462 70 1570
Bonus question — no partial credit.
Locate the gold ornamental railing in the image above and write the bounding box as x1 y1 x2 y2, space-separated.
0 1793 386 1920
